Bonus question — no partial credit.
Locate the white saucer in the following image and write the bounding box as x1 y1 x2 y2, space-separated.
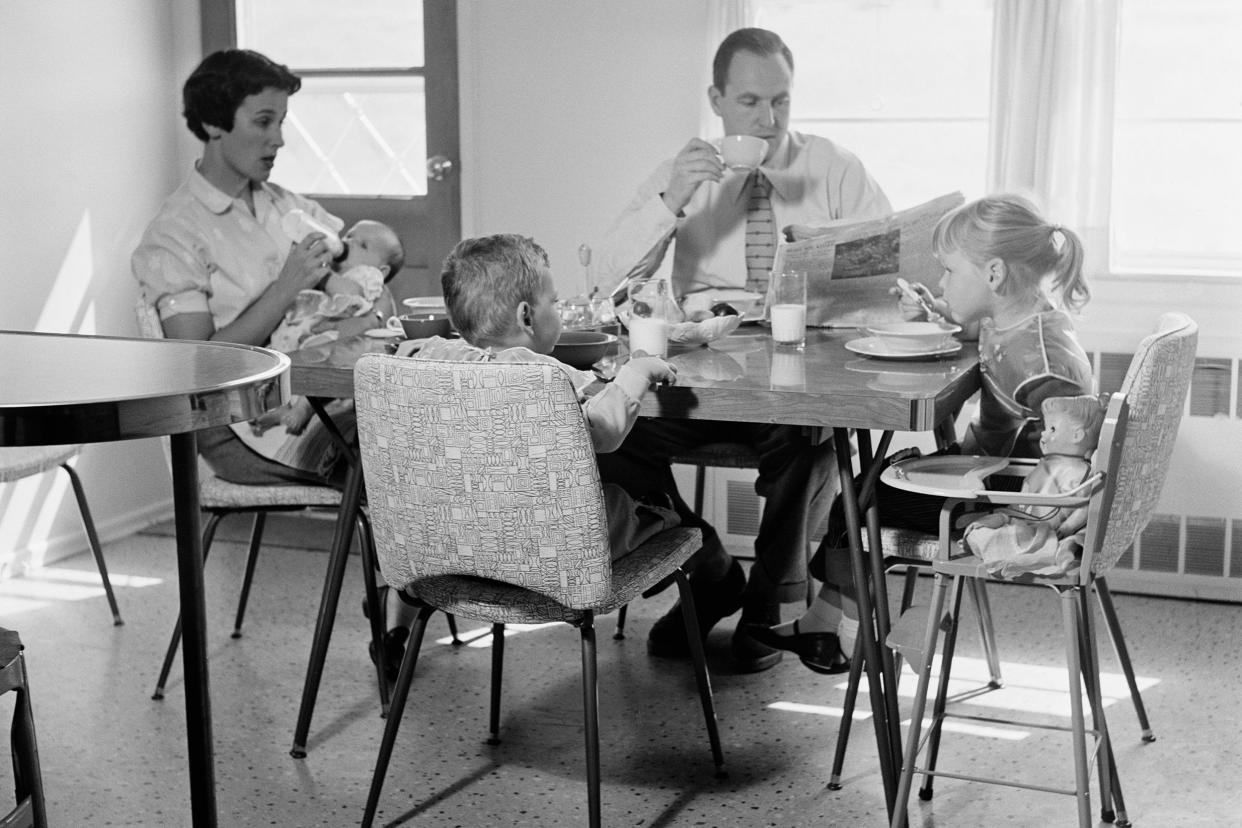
364 328 402 338
844 336 962 360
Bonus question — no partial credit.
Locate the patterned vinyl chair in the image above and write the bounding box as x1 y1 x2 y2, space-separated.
890 313 1197 828
353 356 726 828
0 445 122 626
133 298 394 707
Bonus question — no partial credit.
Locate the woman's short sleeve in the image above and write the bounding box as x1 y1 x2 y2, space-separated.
132 221 213 319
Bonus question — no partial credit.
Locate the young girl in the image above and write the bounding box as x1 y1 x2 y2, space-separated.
749 194 1095 674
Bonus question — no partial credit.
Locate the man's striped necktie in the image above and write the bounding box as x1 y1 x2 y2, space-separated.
744 170 777 294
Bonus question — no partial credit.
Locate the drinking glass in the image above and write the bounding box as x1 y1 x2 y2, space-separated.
626 279 673 357
769 268 807 349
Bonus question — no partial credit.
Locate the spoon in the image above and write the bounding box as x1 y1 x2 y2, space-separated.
578 243 595 299
896 277 941 321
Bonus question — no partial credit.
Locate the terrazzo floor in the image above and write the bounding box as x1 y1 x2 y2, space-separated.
0 512 1238 827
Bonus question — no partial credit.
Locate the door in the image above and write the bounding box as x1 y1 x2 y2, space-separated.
202 0 461 301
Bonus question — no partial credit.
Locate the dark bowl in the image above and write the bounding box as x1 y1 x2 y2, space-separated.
397 312 453 340
551 330 618 369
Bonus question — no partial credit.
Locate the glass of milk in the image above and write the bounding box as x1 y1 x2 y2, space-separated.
769 268 807 350
626 279 673 357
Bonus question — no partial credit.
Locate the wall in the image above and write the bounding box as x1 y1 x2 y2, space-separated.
0 0 201 574
457 1 712 292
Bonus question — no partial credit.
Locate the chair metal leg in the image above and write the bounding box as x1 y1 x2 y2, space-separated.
674 570 726 775
487 623 505 745
890 572 952 828
360 604 433 828
613 604 628 640
1060 589 1093 828
692 465 707 517
354 512 390 715
830 565 910 791
1077 588 1130 826
152 512 224 701
1095 577 1155 741
827 634 865 790
917 575 965 802
6 648 48 828
579 613 602 828
230 512 266 639
61 462 122 626
445 613 462 645
968 579 1004 688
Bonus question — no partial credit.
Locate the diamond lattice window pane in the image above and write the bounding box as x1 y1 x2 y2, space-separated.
237 0 423 69
276 76 426 197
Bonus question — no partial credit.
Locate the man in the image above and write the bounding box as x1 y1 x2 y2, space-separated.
594 28 891 672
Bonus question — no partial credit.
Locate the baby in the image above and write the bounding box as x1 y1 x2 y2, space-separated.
962 394 1107 579
233 219 404 471
415 233 684 559
269 218 404 354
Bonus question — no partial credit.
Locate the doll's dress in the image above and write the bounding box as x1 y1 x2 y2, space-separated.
963 454 1092 579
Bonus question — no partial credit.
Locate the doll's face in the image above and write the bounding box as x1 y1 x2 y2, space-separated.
1040 410 1087 456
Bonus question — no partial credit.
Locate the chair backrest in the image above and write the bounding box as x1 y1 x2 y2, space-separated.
134 296 166 340
353 354 613 608
1081 313 1198 575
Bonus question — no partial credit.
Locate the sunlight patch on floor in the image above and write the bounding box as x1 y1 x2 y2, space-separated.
769 654 1160 742
0 566 162 616
768 700 1027 740
435 621 562 648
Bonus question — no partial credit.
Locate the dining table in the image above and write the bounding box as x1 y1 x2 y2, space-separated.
286 324 980 817
0 330 289 828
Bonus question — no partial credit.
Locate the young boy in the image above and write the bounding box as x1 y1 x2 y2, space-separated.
415 233 682 559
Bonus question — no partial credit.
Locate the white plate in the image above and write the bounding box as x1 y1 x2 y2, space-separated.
844 336 962 360
364 328 401 338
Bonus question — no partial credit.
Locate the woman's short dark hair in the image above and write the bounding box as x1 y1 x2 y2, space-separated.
712 28 794 91
182 49 301 142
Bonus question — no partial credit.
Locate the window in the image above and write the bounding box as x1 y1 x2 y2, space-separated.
756 0 994 211
235 0 427 197
756 0 1242 277
1111 0 1242 275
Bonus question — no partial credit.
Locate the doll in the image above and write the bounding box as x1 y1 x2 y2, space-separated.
962 394 1107 579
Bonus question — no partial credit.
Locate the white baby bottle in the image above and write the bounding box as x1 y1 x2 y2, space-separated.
281 209 345 258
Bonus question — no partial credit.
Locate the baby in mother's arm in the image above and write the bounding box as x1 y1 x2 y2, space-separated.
255 217 405 436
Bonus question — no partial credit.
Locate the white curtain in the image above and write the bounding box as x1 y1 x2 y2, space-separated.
700 0 755 138
988 0 1120 275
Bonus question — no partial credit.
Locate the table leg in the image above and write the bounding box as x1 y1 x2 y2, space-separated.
831 428 897 813
290 400 366 758
170 432 217 827
858 431 904 776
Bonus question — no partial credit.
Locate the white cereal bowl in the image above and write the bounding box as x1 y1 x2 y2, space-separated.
863 321 962 353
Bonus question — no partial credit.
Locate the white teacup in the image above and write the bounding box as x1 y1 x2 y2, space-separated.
719 135 768 170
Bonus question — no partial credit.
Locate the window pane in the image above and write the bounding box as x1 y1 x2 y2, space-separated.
236 0 423 69
275 76 427 196
1112 0 1242 274
757 0 992 209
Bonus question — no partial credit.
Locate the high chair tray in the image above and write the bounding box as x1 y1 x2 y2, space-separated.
883 455 1010 498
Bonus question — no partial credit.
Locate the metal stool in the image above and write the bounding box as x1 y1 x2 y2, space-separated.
0 628 46 828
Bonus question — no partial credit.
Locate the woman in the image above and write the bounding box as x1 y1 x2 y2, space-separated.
132 48 407 674
132 48 361 486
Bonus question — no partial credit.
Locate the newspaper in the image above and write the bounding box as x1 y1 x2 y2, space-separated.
772 192 965 327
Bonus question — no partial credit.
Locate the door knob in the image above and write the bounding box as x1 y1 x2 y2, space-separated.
426 155 455 181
